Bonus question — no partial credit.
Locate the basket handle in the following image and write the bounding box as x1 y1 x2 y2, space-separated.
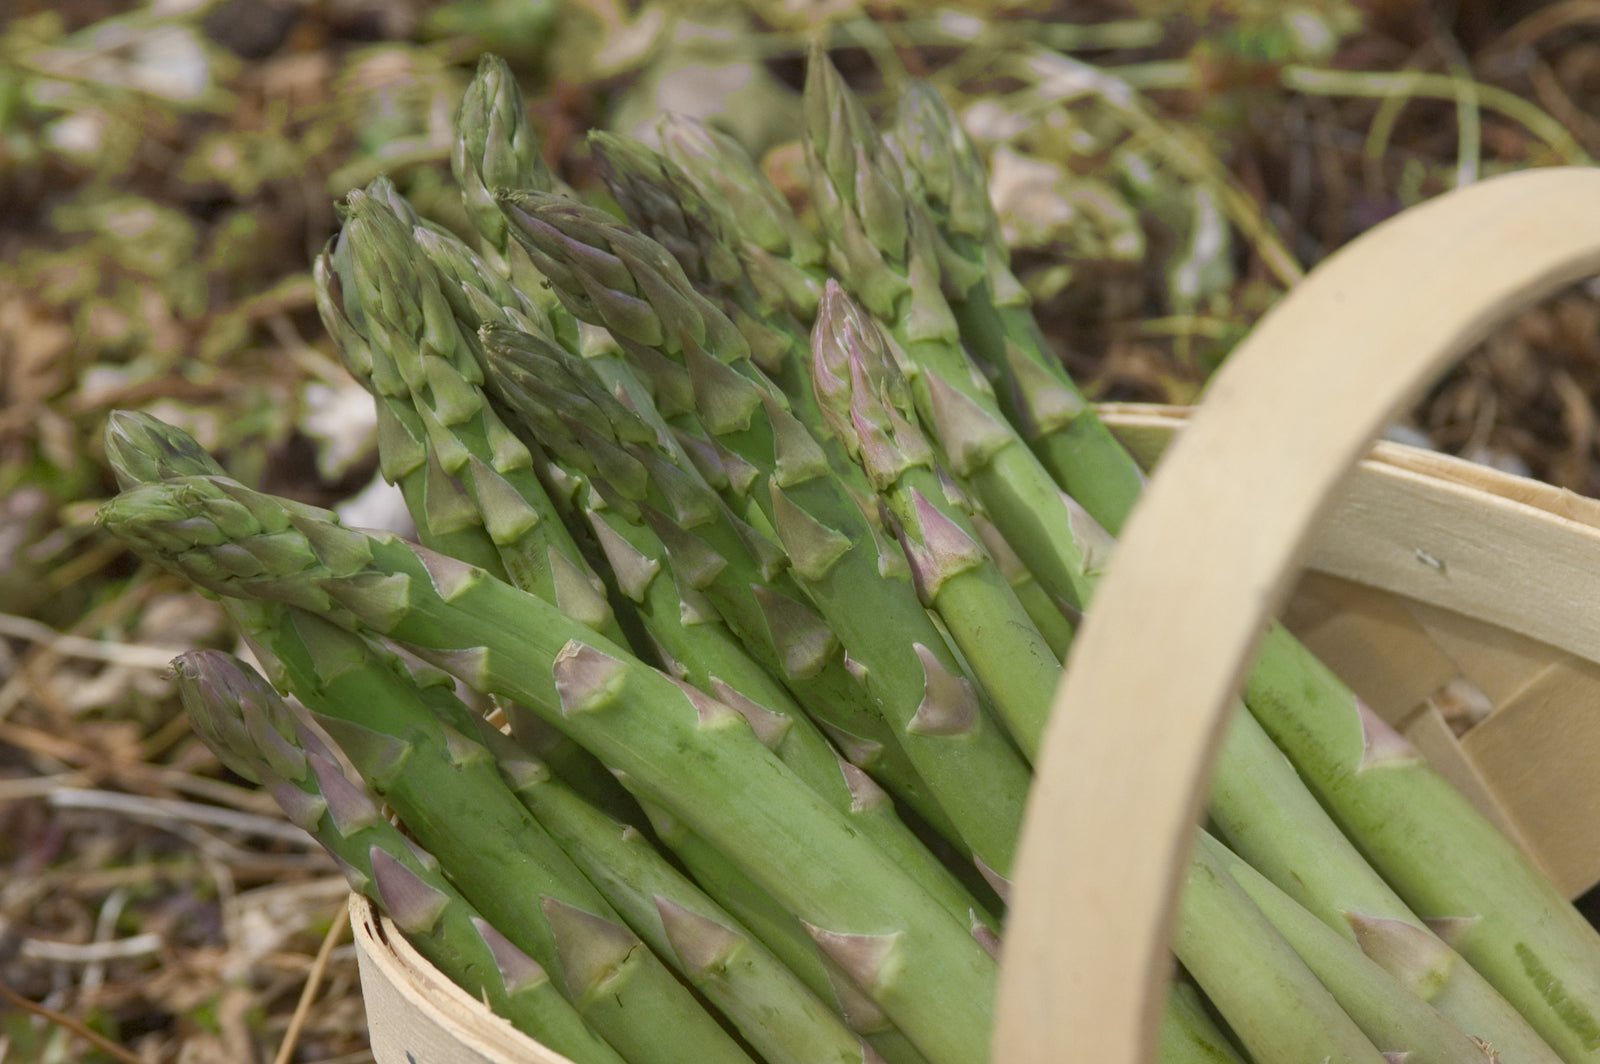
994 166 1600 1064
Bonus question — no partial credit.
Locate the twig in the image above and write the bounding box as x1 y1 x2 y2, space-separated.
1280 65 1591 166
0 977 149 1064
20 934 164 963
272 910 350 1064
48 787 313 846
0 612 183 670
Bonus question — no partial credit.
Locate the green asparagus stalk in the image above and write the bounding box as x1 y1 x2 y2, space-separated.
1160 979 1248 1064
448 53 590 354
1242 634 1600 1063
654 111 827 323
1209 703 1562 1061
335 185 627 640
227 596 758 1064
884 78 1146 531
98 471 1000 1064
1175 835 1389 1064
809 281 1061 758
1200 831 1502 1064
478 322 964 849
318 195 659 824
496 190 1033 888
636 801 936 1064
801 49 1106 616
806 58 1600 1057
475 722 882 1064
566 463 999 934
171 649 629 1064
867 66 1600 1058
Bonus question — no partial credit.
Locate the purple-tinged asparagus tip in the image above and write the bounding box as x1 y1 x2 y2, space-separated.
1002 341 1087 437
549 548 616 634
922 372 1011 477
765 393 831 489
1061 492 1115 579
817 721 884 772
267 780 328 834
587 516 661 604
972 919 1002 960
641 505 728 590
311 714 414 791
974 855 1012 904
1344 910 1459 994
663 676 742 729
900 489 985 602
682 336 763 437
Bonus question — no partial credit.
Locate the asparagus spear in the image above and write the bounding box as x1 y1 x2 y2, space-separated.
233 595 760 1064
884 78 1145 531
319 195 660 823
171 649 629 1064
480 323 994 919
475 722 884 1064
654 111 827 323
1201 831 1501 1064
801 49 1105 616
807 59 1600 1055
809 281 1060 758
479 322 964 848
587 119 1074 729
864 64 1600 1056
496 190 1033 888
335 186 626 636
636 799 934 1064
98 471 1000 1064
1242 634 1600 1064
448 53 590 354
1175 834 1389 1064
451 54 552 264
106 410 750 1064
589 128 810 393
1210 702 1562 1062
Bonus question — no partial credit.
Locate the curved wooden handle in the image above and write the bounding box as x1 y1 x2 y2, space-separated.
994 167 1600 1064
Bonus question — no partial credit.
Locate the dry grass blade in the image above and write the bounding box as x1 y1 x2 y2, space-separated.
0 977 150 1064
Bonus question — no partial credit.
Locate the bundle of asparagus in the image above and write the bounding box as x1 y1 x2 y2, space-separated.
97 48 1600 1064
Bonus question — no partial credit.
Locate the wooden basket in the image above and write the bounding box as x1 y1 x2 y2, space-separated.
351 167 1600 1064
